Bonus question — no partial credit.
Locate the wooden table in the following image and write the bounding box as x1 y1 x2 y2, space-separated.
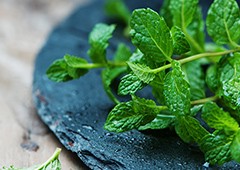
0 0 87 169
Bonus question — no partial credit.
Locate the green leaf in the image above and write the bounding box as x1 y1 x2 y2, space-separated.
64 54 89 68
101 44 131 103
200 131 233 165
105 0 130 24
138 111 174 130
113 43 131 62
88 23 115 64
130 8 173 62
169 0 199 29
190 104 203 117
150 71 166 105
175 116 209 143
159 0 173 27
1 148 62 170
206 0 240 46
163 60 191 116
46 58 88 82
206 64 219 93
129 49 144 63
187 6 205 52
218 53 240 111
202 102 239 134
183 60 205 100
118 73 146 95
231 129 240 162
102 67 126 103
104 98 157 132
171 26 190 55
127 62 155 84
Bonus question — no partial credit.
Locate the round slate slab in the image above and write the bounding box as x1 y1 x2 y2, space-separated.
33 0 239 169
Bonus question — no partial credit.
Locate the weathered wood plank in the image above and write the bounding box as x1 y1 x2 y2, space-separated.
0 0 87 169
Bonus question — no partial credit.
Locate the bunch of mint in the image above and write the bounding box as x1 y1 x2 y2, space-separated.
47 0 240 166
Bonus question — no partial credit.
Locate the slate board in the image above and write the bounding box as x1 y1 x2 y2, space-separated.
33 0 240 169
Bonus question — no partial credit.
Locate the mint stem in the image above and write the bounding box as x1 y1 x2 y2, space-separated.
36 148 61 170
153 48 240 73
190 95 218 105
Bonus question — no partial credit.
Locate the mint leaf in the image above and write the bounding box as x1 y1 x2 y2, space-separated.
200 131 233 165
138 111 174 130
105 0 130 24
113 43 131 62
101 43 131 103
127 62 155 84
163 60 191 116
206 64 219 93
206 0 240 46
231 130 240 162
169 0 199 29
150 71 166 105
46 58 88 82
118 73 146 95
130 8 173 62
175 116 209 143
187 6 205 52
159 0 173 27
183 60 205 100
202 102 239 134
88 23 115 64
1 148 61 170
218 53 240 111
104 98 157 132
171 26 190 55
64 54 89 68
190 104 203 116
102 67 126 103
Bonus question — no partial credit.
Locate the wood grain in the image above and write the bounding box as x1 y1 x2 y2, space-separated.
0 0 88 169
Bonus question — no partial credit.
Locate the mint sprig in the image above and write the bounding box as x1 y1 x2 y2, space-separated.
46 0 240 166
1 148 61 170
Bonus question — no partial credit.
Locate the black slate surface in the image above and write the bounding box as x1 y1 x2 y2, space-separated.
33 0 240 169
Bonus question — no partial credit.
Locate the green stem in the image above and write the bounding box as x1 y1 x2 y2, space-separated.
190 95 218 105
152 48 240 73
75 62 127 69
36 148 61 169
183 28 204 53
155 96 218 113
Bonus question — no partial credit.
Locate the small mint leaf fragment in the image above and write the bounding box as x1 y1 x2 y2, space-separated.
88 23 115 64
171 26 190 55
206 0 240 46
130 8 173 62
